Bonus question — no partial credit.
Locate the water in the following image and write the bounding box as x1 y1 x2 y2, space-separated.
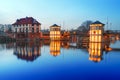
0 41 120 80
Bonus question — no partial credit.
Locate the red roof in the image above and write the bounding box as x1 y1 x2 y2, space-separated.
12 17 41 26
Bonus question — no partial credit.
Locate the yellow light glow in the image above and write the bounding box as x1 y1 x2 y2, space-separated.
89 42 102 62
90 30 102 42
50 26 61 40
50 41 61 56
90 24 103 27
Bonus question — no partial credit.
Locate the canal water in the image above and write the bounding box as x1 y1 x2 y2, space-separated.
0 41 120 80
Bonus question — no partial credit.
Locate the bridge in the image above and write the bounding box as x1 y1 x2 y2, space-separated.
105 30 120 36
105 30 120 34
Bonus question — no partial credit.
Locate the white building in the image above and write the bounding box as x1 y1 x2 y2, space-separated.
12 17 41 39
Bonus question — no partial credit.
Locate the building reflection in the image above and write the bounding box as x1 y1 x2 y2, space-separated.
14 41 42 61
89 42 103 62
50 41 61 57
61 41 70 49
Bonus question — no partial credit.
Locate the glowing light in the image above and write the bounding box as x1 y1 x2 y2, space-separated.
90 24 103 27
50 25 61 40
50 41 61 56
89 42 102 62
90 22 104 42
89 21 104 62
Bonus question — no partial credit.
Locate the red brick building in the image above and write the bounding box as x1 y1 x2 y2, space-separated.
12 17 42 41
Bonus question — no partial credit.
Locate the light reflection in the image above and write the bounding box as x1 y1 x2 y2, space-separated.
61 41 70 49
89 42 103 62
50 41 61 57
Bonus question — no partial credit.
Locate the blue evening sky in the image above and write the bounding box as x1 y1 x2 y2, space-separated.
0 0 120 30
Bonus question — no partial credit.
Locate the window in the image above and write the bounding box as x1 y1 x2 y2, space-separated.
36 28 39 33
32 28 34 33
96 26 100 30
19 28 21 32
23 28 24 32
15 28 17 33
26 28 28 33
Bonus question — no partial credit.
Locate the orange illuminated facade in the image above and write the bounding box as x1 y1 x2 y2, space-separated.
61 31 70 41
90 21 104 42
50 41 61 56
50 24 61 40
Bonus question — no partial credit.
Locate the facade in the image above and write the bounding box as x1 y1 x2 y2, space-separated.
12 17 41 40
50 24 61 40
89 21 104 42
61 31 70 41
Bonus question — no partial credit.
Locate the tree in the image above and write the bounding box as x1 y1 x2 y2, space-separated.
77 20 93 32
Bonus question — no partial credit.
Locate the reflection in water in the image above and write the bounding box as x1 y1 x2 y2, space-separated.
14 41 41 61
0 44 6 50
1 37 117 63
61 41 70 49
89 42 103 62
50 41 61 57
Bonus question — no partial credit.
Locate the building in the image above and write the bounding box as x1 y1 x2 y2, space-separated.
89 21 104 42
12 17 41 40
50 24 61 40
61 30 70 41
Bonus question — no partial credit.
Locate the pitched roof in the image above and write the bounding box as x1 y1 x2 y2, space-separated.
91 21 104 25
51 24 60 27
12 17 41 26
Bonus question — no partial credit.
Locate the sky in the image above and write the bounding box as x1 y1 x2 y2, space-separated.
0 0 120 30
